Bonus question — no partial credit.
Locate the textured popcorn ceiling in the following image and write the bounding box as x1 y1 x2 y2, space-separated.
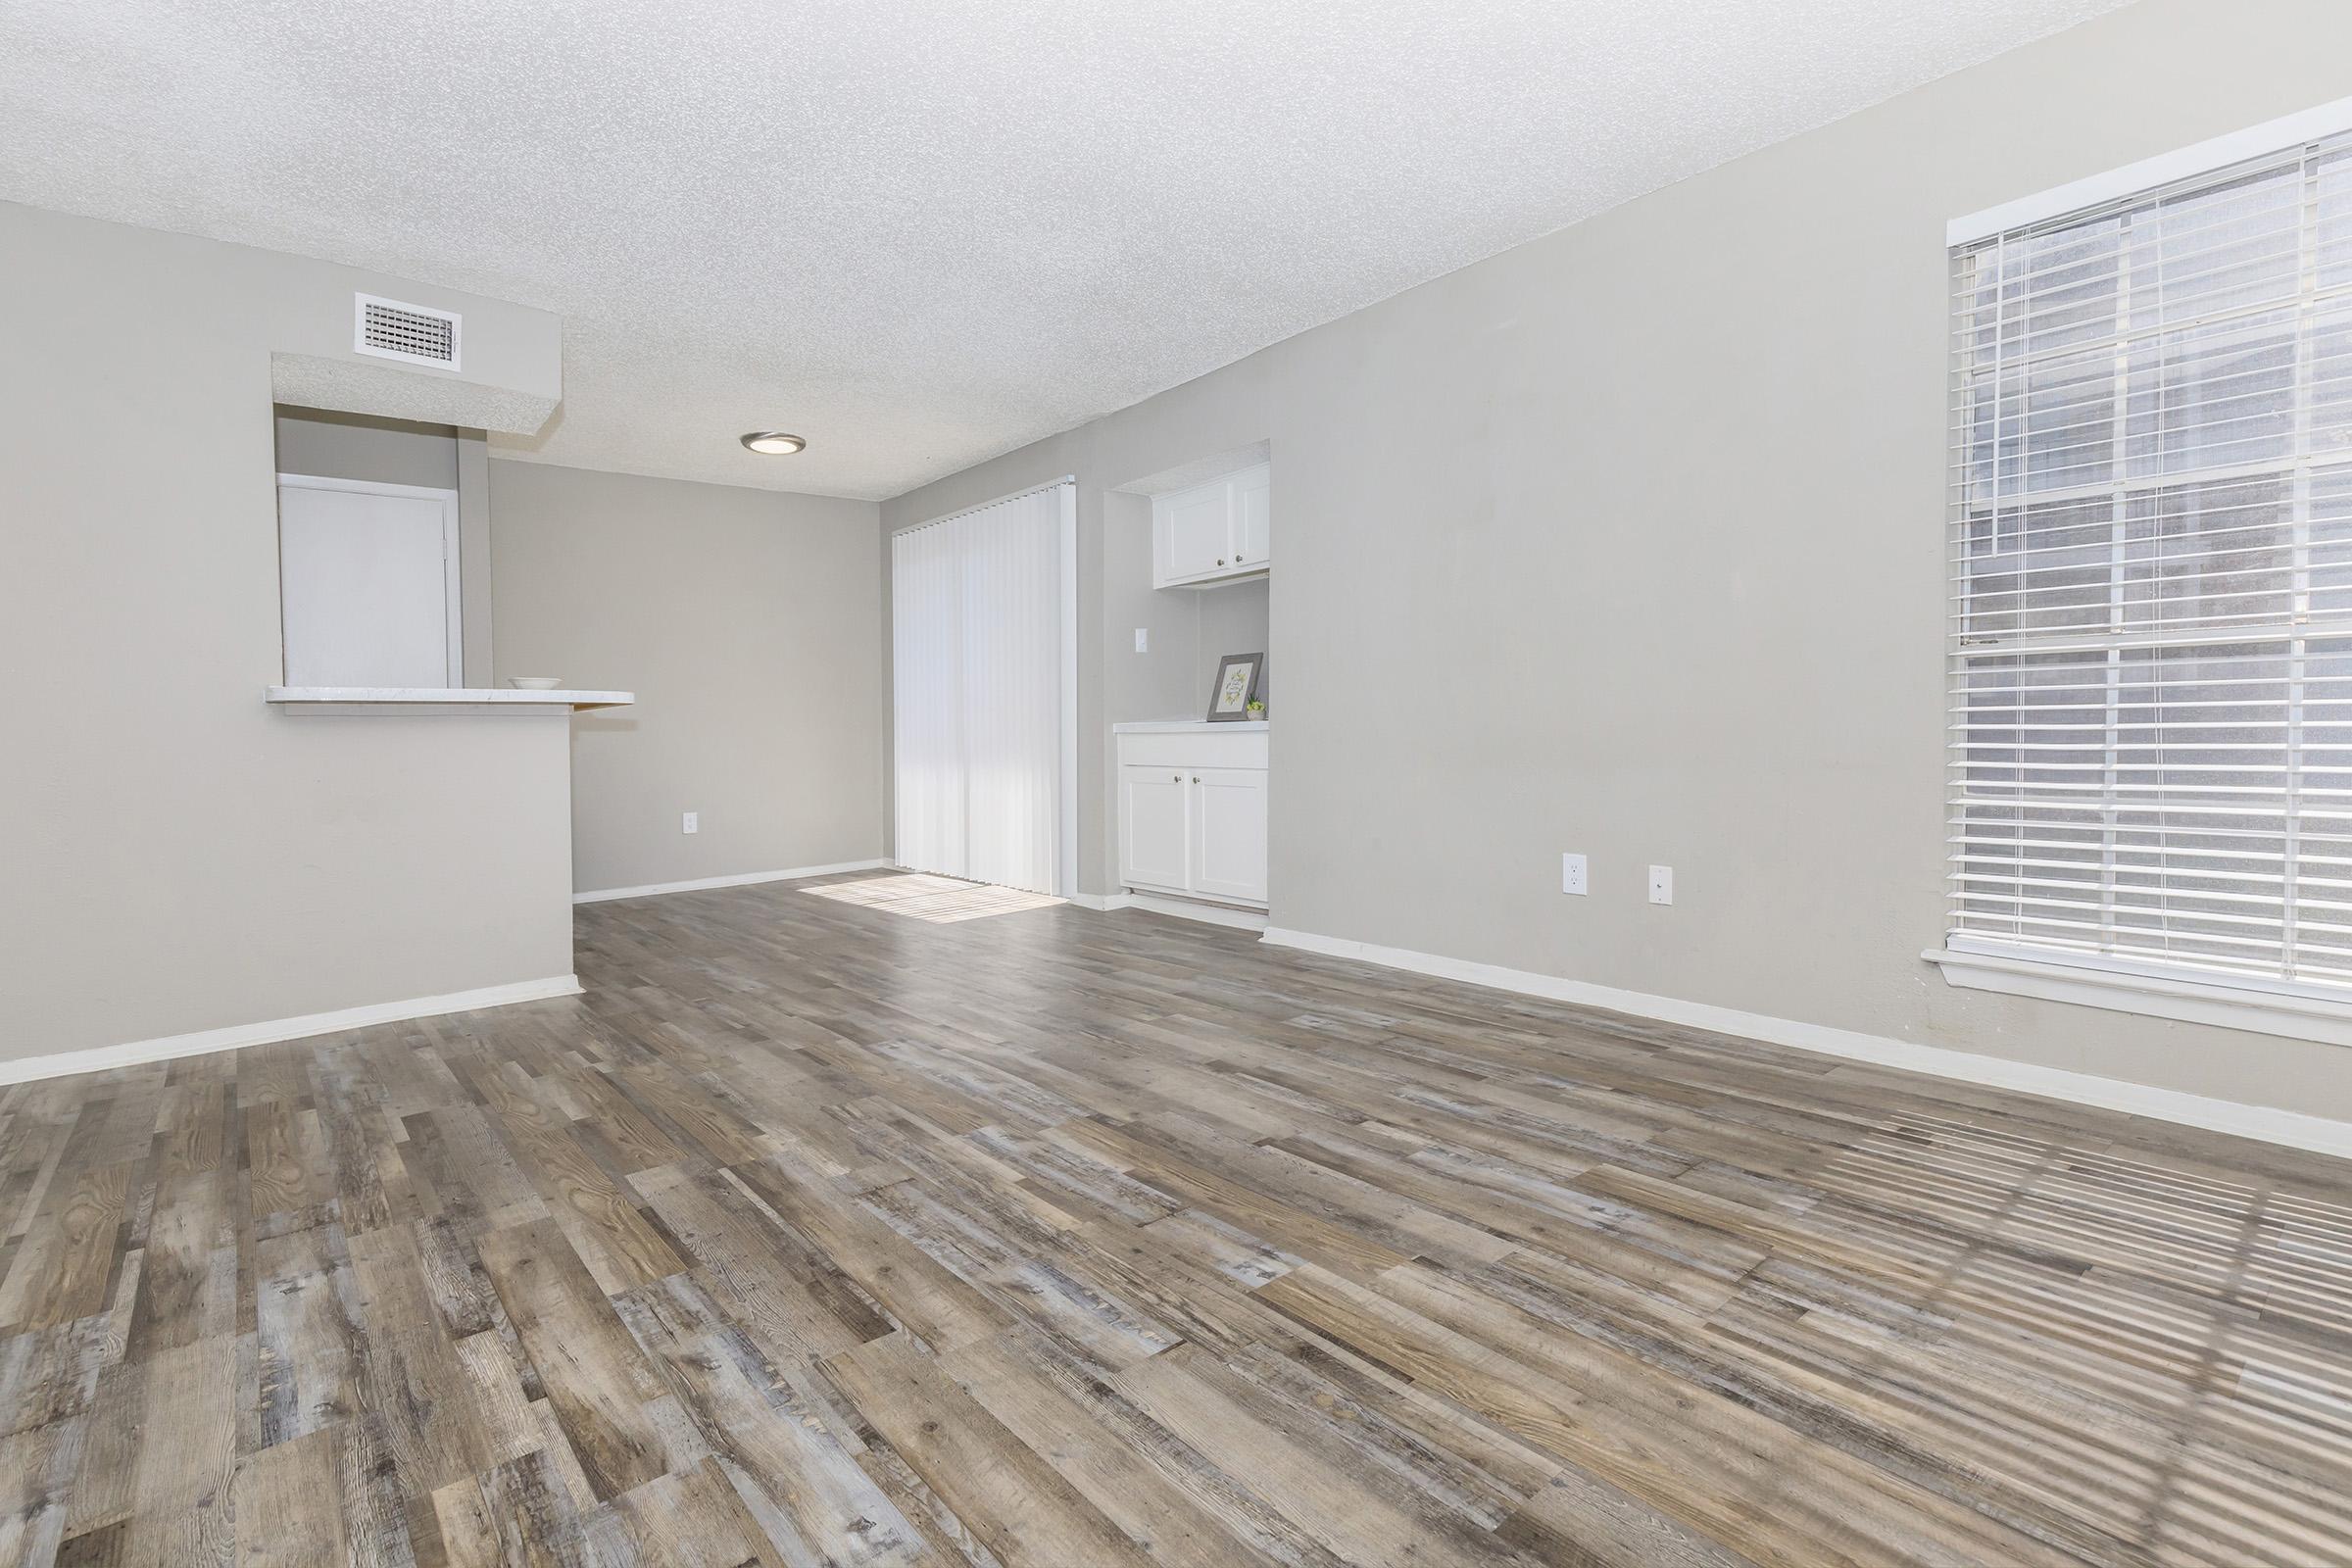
0 0 2127 500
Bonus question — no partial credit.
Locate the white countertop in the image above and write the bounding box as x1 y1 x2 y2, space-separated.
267 686 635 713
1111 718 1268 734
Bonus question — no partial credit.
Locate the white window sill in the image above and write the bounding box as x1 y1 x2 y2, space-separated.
1925 945 2352 1049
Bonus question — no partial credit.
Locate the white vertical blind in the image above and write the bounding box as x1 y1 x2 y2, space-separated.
1948 127 2352 991
891 482 1067 895
956 491 1062 891
891 518 965 882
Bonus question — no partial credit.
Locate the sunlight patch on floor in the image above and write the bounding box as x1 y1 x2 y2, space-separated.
803 872 1064 922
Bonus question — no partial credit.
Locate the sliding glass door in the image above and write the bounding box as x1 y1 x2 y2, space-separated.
891 481 1070 895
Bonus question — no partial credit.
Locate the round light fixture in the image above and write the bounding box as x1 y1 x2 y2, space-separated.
740 431 807 456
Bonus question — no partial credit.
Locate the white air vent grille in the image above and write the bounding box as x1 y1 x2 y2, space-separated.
354 293 461 370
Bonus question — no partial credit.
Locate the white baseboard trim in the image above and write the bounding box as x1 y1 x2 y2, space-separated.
573 859 889 905
0 974 584 1087
1129 894 1269 931
1070 889 1271 928
1258 927 2352 1160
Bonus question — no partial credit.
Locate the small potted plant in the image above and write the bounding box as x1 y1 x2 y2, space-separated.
1245 699 1266 719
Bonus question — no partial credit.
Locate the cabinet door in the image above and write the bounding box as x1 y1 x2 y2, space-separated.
1232 466 1270 569
279 483 459 687
1119 765 1192 893
1158 482 1233 583
1188 767 1268 905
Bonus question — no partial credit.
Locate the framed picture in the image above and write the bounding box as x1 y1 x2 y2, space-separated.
1206 652 1264 721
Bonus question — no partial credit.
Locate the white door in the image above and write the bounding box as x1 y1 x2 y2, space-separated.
1161 483 1231 581
1233 466 1271 568
1120 766 1191 893
278 477 460 687
1189 767 1269 904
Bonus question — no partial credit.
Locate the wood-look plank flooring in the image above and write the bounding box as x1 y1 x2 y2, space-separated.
5 871 2352 1565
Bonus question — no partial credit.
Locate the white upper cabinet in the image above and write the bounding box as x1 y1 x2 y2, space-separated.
1161 485 1231 581
1152 463 1271 589
1233 466 1271 568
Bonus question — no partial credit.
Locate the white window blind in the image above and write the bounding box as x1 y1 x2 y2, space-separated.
1948 127 2352 993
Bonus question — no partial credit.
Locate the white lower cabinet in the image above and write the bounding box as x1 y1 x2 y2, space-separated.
1113 723 1268 909
1118 765 1193 894
1189 768 1269 904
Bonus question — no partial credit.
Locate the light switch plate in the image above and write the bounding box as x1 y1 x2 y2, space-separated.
1135 627 1150 653
1561 853 1588 896
1648 864 1673 905
683 811 700 835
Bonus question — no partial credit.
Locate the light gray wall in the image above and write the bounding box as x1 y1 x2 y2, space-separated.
0 202 574 1060
490 461 884 897
882 0 2352 1121
1197 578 1271 712
1100 493 1196 733
273 406 459 489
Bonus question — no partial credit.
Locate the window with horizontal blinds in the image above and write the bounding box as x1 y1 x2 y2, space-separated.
1949 127 2352 992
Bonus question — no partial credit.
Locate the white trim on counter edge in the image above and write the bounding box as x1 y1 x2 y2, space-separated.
1259 927 2352 1159
268 686 634 713
1925 945 2352 1051
1109 719 1270 735
0 975 582 1087
573 859 888 905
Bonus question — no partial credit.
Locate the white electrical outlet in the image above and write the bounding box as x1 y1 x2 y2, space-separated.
1135 627 1150 653
1560 853 1588 896
682 811 700 835
1648 864 1673 905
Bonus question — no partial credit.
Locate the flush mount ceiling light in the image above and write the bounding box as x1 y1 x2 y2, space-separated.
740 431 806 455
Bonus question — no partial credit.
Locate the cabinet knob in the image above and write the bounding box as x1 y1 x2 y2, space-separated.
1216 558 1226 565
1192 776 1200 783
1172 773 1181 782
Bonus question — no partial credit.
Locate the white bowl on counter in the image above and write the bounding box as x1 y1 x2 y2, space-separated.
508 676 564 690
